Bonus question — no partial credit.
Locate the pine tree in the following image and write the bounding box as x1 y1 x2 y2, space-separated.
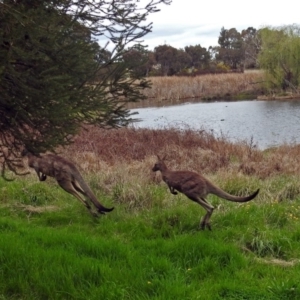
0 0 171 177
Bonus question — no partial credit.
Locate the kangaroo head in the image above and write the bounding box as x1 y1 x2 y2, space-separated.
21 149 29 157
152 155 167 172
21 148 40 157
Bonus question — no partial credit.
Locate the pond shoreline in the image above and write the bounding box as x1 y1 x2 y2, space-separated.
257 94 300 100
130 99 300 149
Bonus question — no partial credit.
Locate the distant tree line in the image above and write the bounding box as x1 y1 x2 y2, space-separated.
119 26 262 77
119 24 300 96
120 24 300 95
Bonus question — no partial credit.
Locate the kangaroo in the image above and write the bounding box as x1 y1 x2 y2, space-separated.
22 150 114 216
152 155 259 230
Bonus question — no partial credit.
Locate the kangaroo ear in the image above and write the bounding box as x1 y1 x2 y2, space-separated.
157 154 167 161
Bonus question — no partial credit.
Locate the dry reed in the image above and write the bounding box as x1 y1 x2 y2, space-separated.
129 71 264 108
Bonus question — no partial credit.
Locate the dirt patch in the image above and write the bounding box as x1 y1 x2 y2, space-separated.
15 204 59 214
255 257 299 267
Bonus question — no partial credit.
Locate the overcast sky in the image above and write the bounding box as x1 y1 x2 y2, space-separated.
140 0 300 50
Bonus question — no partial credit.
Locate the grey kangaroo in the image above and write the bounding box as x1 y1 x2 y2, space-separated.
152 155 259 230
22 150 114 216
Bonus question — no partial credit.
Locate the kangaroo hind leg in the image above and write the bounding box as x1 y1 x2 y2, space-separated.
186 193 214 230
198 197 214 230
56 179 96 216
72 180 87 196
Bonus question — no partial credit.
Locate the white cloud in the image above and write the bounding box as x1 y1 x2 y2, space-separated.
96 0 300 51
141 0 300 50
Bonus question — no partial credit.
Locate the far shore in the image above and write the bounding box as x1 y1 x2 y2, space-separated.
257 94 300 100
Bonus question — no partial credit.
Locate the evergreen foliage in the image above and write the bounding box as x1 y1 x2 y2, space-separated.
0 0 171 176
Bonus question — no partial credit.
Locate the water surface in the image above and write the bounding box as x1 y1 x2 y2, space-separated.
131 100 300 149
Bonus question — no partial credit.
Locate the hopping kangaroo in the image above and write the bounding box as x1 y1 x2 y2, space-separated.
22 150 114 216
152 155 259 230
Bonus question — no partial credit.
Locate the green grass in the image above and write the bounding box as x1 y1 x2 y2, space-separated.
1 176 300 300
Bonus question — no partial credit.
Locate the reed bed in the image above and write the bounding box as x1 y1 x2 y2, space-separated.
130 71 264 108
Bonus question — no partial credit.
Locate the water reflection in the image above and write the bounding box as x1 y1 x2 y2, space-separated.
130 99 300 149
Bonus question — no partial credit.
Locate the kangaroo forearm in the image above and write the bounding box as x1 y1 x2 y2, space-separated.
40 173 47 181
36 171 47 181
169 186 178 195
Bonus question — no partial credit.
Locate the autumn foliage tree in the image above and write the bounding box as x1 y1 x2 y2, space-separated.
0 0 171 177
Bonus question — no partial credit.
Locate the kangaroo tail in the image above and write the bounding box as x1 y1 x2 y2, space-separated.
98 206 114 215
210 184 259 203
74 175 114 215
88 196 114 214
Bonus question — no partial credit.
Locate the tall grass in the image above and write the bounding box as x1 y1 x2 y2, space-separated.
2 127 300 299
128 71 264 108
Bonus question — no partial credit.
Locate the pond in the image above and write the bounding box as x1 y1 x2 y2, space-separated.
130 99 300 149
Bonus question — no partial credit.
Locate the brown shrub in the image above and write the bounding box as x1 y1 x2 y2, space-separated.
59 126 300 179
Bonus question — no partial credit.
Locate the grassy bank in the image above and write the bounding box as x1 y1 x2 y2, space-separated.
2 127 300 299
128 71 265 108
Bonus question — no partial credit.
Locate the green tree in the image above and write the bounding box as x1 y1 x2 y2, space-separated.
217 27 244 70
184 44 210 69
122 44 154 77
241 27 261 69
174 49 192 74
154 45 191 75
0 0 171 176
154 44 178 75
258 25 300 91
